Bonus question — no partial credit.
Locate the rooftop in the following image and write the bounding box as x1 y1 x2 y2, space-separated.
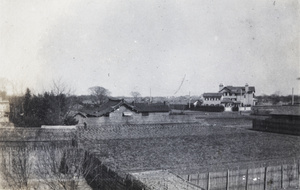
83 98 124 117
79 98 171 117
202 93 223 98
220 86 255 93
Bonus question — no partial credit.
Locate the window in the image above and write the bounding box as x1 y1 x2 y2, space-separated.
142 112 149 116
123 112 133 117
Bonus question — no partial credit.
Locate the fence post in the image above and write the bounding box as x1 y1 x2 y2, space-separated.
245 169 249 190
130 177 133 188
207 172 210 190
298 160 300 189
264 166 268 190
226 170 230 190
281 164 284 189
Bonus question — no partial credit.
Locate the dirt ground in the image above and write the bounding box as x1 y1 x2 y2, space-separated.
87 119 300 175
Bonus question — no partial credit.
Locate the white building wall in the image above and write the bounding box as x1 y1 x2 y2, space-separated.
202 98 221 105
0 101 10 123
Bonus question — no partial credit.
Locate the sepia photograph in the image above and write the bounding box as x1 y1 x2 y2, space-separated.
0 0 299 189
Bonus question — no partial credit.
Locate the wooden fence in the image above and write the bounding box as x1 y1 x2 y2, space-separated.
181 162 300 190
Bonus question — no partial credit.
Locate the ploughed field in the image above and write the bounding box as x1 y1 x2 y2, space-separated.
83 118 300 175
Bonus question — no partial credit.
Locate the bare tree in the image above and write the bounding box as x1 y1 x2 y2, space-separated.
50 78 74 96
1 148 38 190
88 86 110 107
1 146 97 190
35 146 97 190
130 91 141 102
49 79 74 124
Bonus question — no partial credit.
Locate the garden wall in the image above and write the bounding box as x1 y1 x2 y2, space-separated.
252 119 300 136
82 114 205 126
170 104 225 112
189 106 224 112
84 153 149 190
0 127 77 141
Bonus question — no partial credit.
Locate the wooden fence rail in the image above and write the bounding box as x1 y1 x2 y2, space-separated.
183 161 300 190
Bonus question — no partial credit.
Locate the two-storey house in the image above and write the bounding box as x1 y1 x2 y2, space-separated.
202 83 256 111
219 83 256 107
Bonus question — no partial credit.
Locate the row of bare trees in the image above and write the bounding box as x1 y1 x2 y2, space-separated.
88 87 142 105
7 78 145 127
1 145 98 190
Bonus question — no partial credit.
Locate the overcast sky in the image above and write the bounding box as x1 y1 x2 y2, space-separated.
0 0 299 96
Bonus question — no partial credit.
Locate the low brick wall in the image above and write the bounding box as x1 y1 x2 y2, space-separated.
84 153 149 190
0 128 153 190
0 127 77 141
82 114 204 126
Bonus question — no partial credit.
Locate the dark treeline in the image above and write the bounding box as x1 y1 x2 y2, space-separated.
6 86 300 128
9 88 78 127
256 94 300 105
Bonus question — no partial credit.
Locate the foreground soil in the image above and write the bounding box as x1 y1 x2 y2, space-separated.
85 120 300 175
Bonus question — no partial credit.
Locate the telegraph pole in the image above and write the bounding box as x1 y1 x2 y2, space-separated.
189 91 191 109
292 87 294 105
150 88 152 103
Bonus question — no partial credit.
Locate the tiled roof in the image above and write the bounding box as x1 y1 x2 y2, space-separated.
84 98 124 117
203 93 223 98
79 98 170 117
73 112 87 118
130 103 171 113
220 86 255 93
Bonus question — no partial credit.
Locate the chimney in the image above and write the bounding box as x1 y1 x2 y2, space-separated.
245 83 249 93
219 83 224 92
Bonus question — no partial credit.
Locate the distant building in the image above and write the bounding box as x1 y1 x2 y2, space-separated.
202 93 223 106
74 98 171 125
0 97 10 123
219 83 256 107
202 83 256 111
